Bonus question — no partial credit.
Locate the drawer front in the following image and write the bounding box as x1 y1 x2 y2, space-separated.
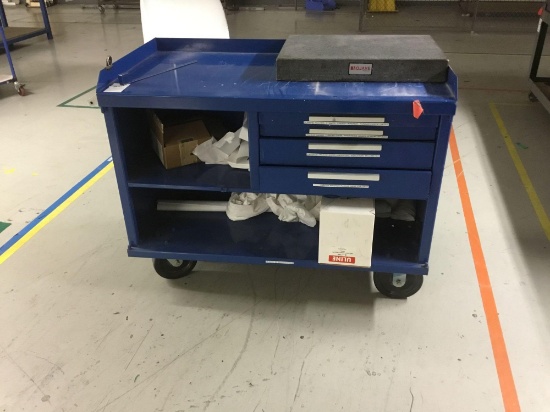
260 138 435 169
259 167 431 199
259 112 439 139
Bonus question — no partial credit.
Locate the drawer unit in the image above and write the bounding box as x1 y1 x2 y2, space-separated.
260 138 435 169
259 112 439 139
259 166 432 199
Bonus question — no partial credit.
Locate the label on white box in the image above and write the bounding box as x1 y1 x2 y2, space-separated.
328 254 356 265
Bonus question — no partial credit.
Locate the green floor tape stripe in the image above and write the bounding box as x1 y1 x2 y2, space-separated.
58 86 100 109
0 222 11 235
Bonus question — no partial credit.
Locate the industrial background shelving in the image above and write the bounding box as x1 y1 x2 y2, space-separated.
528 1 550 113
0 0 52 47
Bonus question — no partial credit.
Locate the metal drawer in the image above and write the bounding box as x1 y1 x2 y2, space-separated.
259 112 439 139
259 166 432 199
260 138 435 169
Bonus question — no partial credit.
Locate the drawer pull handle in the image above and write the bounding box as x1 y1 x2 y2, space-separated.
308 143 382 151
310 116 385 123
306 116 388 126
306 134 388 139
305 121 390 127
308 172 380 182
312 184 371 189
308 129 387 138
307 153 381 158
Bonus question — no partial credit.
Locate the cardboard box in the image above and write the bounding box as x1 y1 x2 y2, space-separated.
318 197 375 268
148 111 211 169
26 0 55 7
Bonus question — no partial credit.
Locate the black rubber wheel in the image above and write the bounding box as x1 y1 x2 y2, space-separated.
528 92 538 103
373 272 423 299
153 259 197 280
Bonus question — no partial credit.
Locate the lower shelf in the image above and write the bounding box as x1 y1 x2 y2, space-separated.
3 27 48 45
130 211 427 274
530 80 550 113
0 74 13 83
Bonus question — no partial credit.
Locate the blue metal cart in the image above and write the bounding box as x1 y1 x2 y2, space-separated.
0 0 53 48
0 23 25 95
528 1 550 113
97 38 457 299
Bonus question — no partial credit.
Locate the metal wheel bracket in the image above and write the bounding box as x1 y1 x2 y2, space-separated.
167 259 183 267
392 273 407 288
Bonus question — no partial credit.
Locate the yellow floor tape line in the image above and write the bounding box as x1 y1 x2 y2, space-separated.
489 102 550 242
0 162 114 265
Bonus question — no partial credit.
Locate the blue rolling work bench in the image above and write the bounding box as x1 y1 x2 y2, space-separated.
97 38 457 299
0 23 26 95
528 0 550 114
0 0 53 47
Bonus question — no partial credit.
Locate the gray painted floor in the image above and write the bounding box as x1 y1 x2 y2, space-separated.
0 4 549 412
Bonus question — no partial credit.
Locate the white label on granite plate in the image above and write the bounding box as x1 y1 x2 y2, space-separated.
349 63 372 75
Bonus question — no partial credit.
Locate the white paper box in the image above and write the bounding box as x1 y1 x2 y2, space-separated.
318 197 375 268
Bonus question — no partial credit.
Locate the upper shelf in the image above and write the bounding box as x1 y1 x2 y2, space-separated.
127 155 251 192
97 38 458 115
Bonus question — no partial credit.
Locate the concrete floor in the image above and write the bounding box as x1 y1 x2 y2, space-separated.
1 4 550 412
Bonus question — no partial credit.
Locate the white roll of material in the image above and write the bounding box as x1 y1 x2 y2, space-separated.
140 0 230 43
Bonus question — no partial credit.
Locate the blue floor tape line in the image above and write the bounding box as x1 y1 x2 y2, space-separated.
0 156 113 256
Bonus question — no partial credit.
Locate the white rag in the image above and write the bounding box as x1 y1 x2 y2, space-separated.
226 193 269 221
391 199 416 222
266 194 321 227
375 198 416 221
226 192 321 227
193 115 250 170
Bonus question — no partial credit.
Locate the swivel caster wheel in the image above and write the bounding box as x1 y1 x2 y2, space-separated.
373 272 423 299
14 82 26 96
153 259 197 280
528 92 538 103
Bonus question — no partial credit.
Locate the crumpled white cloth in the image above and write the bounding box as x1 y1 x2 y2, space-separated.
226 193 321 227
193 115 249 169
375 198 416 221
375 199 392 218
391 199 416 222
226 193 269 221
266 194 321 227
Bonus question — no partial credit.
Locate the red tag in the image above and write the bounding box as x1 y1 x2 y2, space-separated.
538 7 543 16
329 255 356 264
413 100 424 119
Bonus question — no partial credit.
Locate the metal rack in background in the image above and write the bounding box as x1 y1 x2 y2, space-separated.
96 0 139 13
359 0 540 32
528 1 550 113
0 0 53 47
222 1 299 10
460 0 541 31
0 0 53 96
0 23 26 95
